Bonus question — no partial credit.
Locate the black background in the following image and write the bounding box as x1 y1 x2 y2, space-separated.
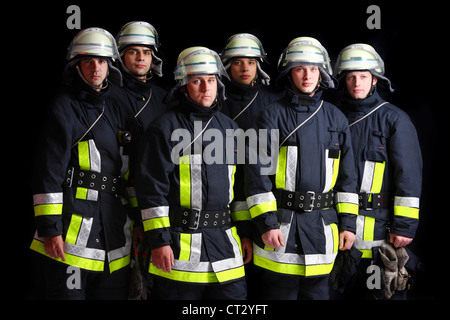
15 0 441 303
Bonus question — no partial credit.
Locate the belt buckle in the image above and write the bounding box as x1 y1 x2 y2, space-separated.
304 191 315 212
189 209 201 230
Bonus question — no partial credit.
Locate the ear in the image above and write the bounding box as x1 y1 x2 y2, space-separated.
372 76 378 86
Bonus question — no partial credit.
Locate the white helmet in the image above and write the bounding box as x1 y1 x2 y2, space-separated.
67 27 119 61
174 47 228 86
277 37 335 89
334 43 394 92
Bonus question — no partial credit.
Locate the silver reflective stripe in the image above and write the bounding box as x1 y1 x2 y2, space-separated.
394 196 420 208
141 206 169 220
230 201 248 212
88 140 101 173
172 260 213 272
86 189 98 201
355 215 386 250
227 165 235 204
191 154 202 210
190 233 202 261
246 192 276 208
33 193 63 205
285 146 297 192
108 216 132 262
360 160 375 193
65 242 105 261
275 209 293 254
76 217 93 247
336 192 359 205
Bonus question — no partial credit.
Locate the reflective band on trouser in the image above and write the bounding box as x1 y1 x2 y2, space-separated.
149 227 245 283
141 206 170 232
394 196 420 219
275 146 298 192
179 154 202 209
253 219 339 277
335 192 359 215
354 215 386 258
247 192 277 219
33 193 63 217
76 139 101 201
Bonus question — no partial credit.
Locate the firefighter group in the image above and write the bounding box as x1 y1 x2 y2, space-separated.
30 22 422 300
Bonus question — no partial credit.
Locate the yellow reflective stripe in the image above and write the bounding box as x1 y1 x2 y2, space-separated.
78 140 90 171
230 225 242 255
360 249 373 258
371 161 385 193
336 202 359 215
179 233 191 261
249 200 277 219
253 254 334 277
231 210 251 221
143 216 170 232
275 146 287 189
34 203 63 217
179 155 191 208
394 206 419 219
150 263 219 283
331 223 339 254
215 265 245 283
363 216 375 242
30 238 104 272
75 187 88 200
331 151 340 189
65 214 83 244
109 254 130 273
229 165 236 202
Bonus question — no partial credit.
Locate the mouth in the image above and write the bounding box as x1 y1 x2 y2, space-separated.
135 64 147 68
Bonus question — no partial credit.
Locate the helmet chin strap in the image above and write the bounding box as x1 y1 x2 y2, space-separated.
76 65 108 91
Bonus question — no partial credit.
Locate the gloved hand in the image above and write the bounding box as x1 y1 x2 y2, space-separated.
378 243 398 299
396 246 409 291
329 246 362 293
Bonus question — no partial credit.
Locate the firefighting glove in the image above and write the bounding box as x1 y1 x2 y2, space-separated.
396 247 409 291
329 246 362 293
379 243 398 299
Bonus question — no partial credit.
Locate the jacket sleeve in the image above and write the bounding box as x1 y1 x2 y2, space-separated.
388 112 422 238
244 109 279 235
32 102 72 237
135 124 174 250
334 116 359 233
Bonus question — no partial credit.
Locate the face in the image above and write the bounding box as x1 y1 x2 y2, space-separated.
79 57 109 90
185 75 218 107
290 65 321 96
230 58 258 85
123 46 153 81
345 71 378 100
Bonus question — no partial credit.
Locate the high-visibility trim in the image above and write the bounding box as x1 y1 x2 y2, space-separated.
179 154 202 210
394 196 420 219
150 263 218 283
109 254 130 273
323 149 340 193
253 220 338 277
228 165 236 204
107 216 132 273
371 161 385 193
33 193 63 217
247 192 277 219
78 140 91 171
141 206 170 232
360 160 385 205
230 201 251 221
354 215 386 258
179 233 192 261
30 238 105 272
76 140 101 201
65 214 83 244
335 192 359 215
275 146 298 191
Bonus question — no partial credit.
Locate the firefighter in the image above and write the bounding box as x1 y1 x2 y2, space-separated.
332 43 422 299
114 21 169 246
245 37 358 300
135 47 249 299
30 28 134 299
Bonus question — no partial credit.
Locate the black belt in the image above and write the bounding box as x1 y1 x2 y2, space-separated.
274 189 335 212
172 207 232 230
358 192 390 210
64 167 123 197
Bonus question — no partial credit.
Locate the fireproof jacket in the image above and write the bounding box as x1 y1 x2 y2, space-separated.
135 94 247 284
341 90 422 258
109 71 169 221
245 89 358 277
31 79 134 273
